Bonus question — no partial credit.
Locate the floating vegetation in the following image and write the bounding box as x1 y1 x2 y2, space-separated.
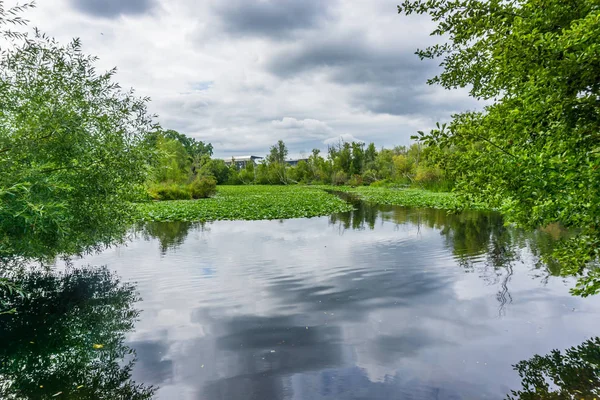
136 185 354 222
324 186 464 209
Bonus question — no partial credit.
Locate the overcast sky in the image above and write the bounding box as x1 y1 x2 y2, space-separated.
25 0 479 158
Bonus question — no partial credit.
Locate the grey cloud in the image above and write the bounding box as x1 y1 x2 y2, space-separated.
355 85 430 116
267 34 476 116
267 34 429 80
70 0 155 18
212 0 335 38
267 36 369 78
43 0 476 157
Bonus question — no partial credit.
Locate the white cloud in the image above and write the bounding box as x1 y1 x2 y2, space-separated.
271 117 333 133
16 0 481 158
323 133 364 145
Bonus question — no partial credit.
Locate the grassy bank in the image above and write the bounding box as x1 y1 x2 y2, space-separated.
323 186 463 209
137 185 354 222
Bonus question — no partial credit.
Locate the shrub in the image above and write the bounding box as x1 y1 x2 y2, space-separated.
238 169 255 185
420 179 454 192
362 170 378 185
190 176 217 199
415 165 443 184
197 158 230 184
370 179 391 188
331 171 348 186
148 183 192 201
347 174 363 187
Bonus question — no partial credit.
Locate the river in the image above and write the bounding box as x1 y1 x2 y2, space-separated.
5 199 600 399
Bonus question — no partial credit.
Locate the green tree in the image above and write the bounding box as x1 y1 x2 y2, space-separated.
374 148 395 180
196 156 230 184
267 140 289 184
152 136 190 183
329 141 352 174
350 142 365 175
406 144 422 168
364 142 378 171
288 160 311 183
238 160 255 184
267 140 288 165
400 0 600 295
254 161 270 185
392 154 414 181
162 129 213 159
307 148 325 182
0 28 156 260
0 1 34 40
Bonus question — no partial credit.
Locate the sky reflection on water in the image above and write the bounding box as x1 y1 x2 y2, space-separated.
67 204 600 399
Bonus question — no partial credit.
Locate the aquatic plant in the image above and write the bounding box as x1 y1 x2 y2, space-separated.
137 185 354 222
326 186 466 209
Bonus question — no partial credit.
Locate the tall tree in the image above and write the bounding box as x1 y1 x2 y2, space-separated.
267 140 289 184
163 129 213 159
399 0 600 296
350 142 365 175
364 142 378 170
152 136 191 183
268 140 288 165
0 9 156 260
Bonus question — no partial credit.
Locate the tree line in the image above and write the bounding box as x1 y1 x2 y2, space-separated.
147 134 452 200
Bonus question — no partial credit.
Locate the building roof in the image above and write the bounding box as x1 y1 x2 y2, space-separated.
223 155 263 161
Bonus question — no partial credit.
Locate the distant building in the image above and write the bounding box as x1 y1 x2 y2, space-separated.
224 155 263 169
285 158 309 167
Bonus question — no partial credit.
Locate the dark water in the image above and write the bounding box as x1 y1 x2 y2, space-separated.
3 199 600 399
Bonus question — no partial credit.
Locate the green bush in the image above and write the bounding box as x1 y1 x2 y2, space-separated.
347 174 363 187
420 179 454 192
362 169 378 185
331 171 348 186
190 176 217 199
415 165 443 184
148 183 192 201
370 179 391 188
238 169 255 185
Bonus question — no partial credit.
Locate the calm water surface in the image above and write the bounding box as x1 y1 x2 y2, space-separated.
70 202 600 399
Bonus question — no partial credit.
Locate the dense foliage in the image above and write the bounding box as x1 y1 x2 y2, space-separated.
145 129 216 200
0 25 156 260
399 0 600 296
137 185 354 222
221 139 451 189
